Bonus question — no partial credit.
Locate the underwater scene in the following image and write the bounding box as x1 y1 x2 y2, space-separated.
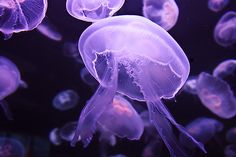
0 0 236 157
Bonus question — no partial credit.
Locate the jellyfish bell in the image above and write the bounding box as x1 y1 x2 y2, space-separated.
72 15 205 157
208 0 229 12
59 121 77 142
0 137 25 157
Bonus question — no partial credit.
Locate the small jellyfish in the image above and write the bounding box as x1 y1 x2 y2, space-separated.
208 0 229 12
66 0 125 22
214 11 236 47
80 67 98 86
0 137 25 157
36 17 62 41
226 127 236 144
182 76 198 95
196 72 236 119
142 141 163 157
180 117 223 149
108 154 127 157
52 89 79 111
49 128 62 146
142 0 179 31
0 0 47 39
0 56 23 120
71 15 205 157
62 41 84 64
224 145 236 157
59 121 77 142
213 59 236 79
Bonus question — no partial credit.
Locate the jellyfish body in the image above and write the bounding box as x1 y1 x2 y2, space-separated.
196 72 236 119
182 76 198 95
142 0 179 31
224 145 236 157
80 67 98 86
213 59 236 79
180 117 223 148
36 17 62 41
52 89 79 111
214 11 236 47
72 15 205 157
226 127 236 144
208 0 229 12
0 137 25 157
0 0 47 38
49 128 62 146
59 121 77 142
66 0 125 22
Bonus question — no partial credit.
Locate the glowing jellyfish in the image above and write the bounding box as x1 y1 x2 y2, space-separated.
66 0 125 22
142 0 179 31
208 0 229 12
0 0 47 39
71 15 205 157
213 59 236 79
226 127 236 144
214 11 236 47
224 145 236 157
196 72 236 119
52 89 79 111
0 56 23 120
0 137 25 157
59 121 77 142
36 17 62 41
49 128 61 146
180 117 223 148
80 67 98 86
182 76 198 95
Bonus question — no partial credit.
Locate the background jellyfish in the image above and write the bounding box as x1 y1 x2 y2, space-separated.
59 121 77 142
182 76 198 95
0 0 47 39
213 59 236 79
62 41 84 64
208 0 229 12
142 0 179 31
196 72 236 119
0 137 25 157
66 0 125 22
214 11 236 47
224 145 236 157
52 89 79 111
49 128 62 146
226 127 236 144
71 15 205 157
80 67 98 86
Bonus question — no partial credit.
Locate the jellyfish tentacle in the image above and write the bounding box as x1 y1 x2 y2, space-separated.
0 100 13 120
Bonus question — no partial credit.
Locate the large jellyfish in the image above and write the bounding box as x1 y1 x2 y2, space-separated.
71 15 205 157
196 72 236 119
0 0 47 39
0 137 25 157
142 0 179 31
214 11 236 47
66 0 125 22
208 0 229 12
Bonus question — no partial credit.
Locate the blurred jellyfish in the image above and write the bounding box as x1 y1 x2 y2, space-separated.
224 145 236 157
108 154 127 157
180 117 223 149
71 15 205 157
0 137 25 157
80 67 98 86
0 56 24 120
0 0 47 39
182 76 198 95
142 0 179 31
66 0 125 22
52 89 79 111
213 59 236 79
226 127 236 144
196 72 236 118
208 0 229 12
142 141 163 157
36 17 62 41
59 121 77 142
62 41 84 64
49 128 61 146
214 11 236 47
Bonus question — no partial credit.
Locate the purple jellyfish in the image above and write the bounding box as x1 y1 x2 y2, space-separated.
182 76 198 95
49 128 62 146
66 0 125 22
208 0 229 12
142 0 179 31
226 127 236 144
0 137 25 157
62 41 84 64
196 72 236 119
80 67 98 86
0 0 47 39
213 59 236 79
214 11 236 47
59 121 77 142
71 15 205 157
224 145 236 157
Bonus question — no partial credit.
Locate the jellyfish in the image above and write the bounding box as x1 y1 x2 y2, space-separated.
208 0 229 12
71 15 205 157
0 0 47 39
0 56 24 120
62 41 84 64
108 154 127 157
213 59 236 79
36 17 62 41
0 137 25 157
196 72 236 119
52 89 79 111
142 0 179 31
182 76 198 95
59 121 77 142
214 11 236 47
49 128 62 146
142 141 163 157
80 67 98 86
224 145 236 157
226 127 236 144
66 0 125 22
179 117 223 149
